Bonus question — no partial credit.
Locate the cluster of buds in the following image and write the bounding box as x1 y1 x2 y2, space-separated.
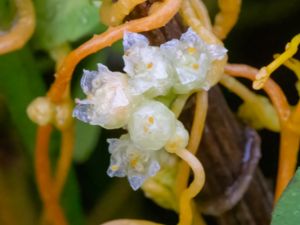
27 96 73 130
73 28 227 190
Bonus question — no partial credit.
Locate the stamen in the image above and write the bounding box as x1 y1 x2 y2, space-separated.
147 63 154 69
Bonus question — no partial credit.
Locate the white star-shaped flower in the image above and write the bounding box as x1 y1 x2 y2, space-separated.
123 32 174 98
161 28 227 93
107 134 161 190
73 64 136 129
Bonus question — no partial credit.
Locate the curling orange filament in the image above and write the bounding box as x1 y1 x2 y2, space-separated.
175 148 205 225
0 0 35 55
35 125 68 225
213 0 241 40
100 0 146 26
225 64 300 202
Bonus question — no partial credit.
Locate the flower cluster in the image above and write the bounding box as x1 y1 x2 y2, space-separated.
73 28 227 190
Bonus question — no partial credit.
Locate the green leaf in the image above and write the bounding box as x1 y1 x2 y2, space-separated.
271 168 300 225
33 0 104 50
0 48 45 156
74 120 101 163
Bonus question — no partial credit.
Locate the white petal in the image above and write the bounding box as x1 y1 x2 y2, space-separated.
81 70 98 94
72 104 91 123
97 63 110 73
128 175 145 191
112 89 130 107
123 32 149 51
160 39 180 50
180 28 202 45
207 44 228 60
176 67 198 84
148 161 160 176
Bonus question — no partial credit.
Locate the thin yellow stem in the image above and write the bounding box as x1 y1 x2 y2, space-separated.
189 0 212 30
213 0 241 40
175 92 208 202
253 34 300 90
220 74 257 102
180 0 220 44
175 149 205 225
171 94 192 118
0 0 35 55
221 74 280 131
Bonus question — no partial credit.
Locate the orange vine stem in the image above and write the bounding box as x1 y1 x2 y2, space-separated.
54 125 75 197
0 0 35 55
35 125 68 225
100 0 146 26
225 64 290 122
275 125 300 202
225 63 300 202
47 0 182 103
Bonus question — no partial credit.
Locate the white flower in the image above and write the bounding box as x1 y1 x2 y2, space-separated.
128 100 176 151
165 120 189 153
161 28 227 94
123 32 174 98
107 134 161 190
73 64 135 129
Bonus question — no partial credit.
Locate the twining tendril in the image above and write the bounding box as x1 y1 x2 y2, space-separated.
100 0 146 26
213 0 241 40
225 64 300 202
0 0 35 55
